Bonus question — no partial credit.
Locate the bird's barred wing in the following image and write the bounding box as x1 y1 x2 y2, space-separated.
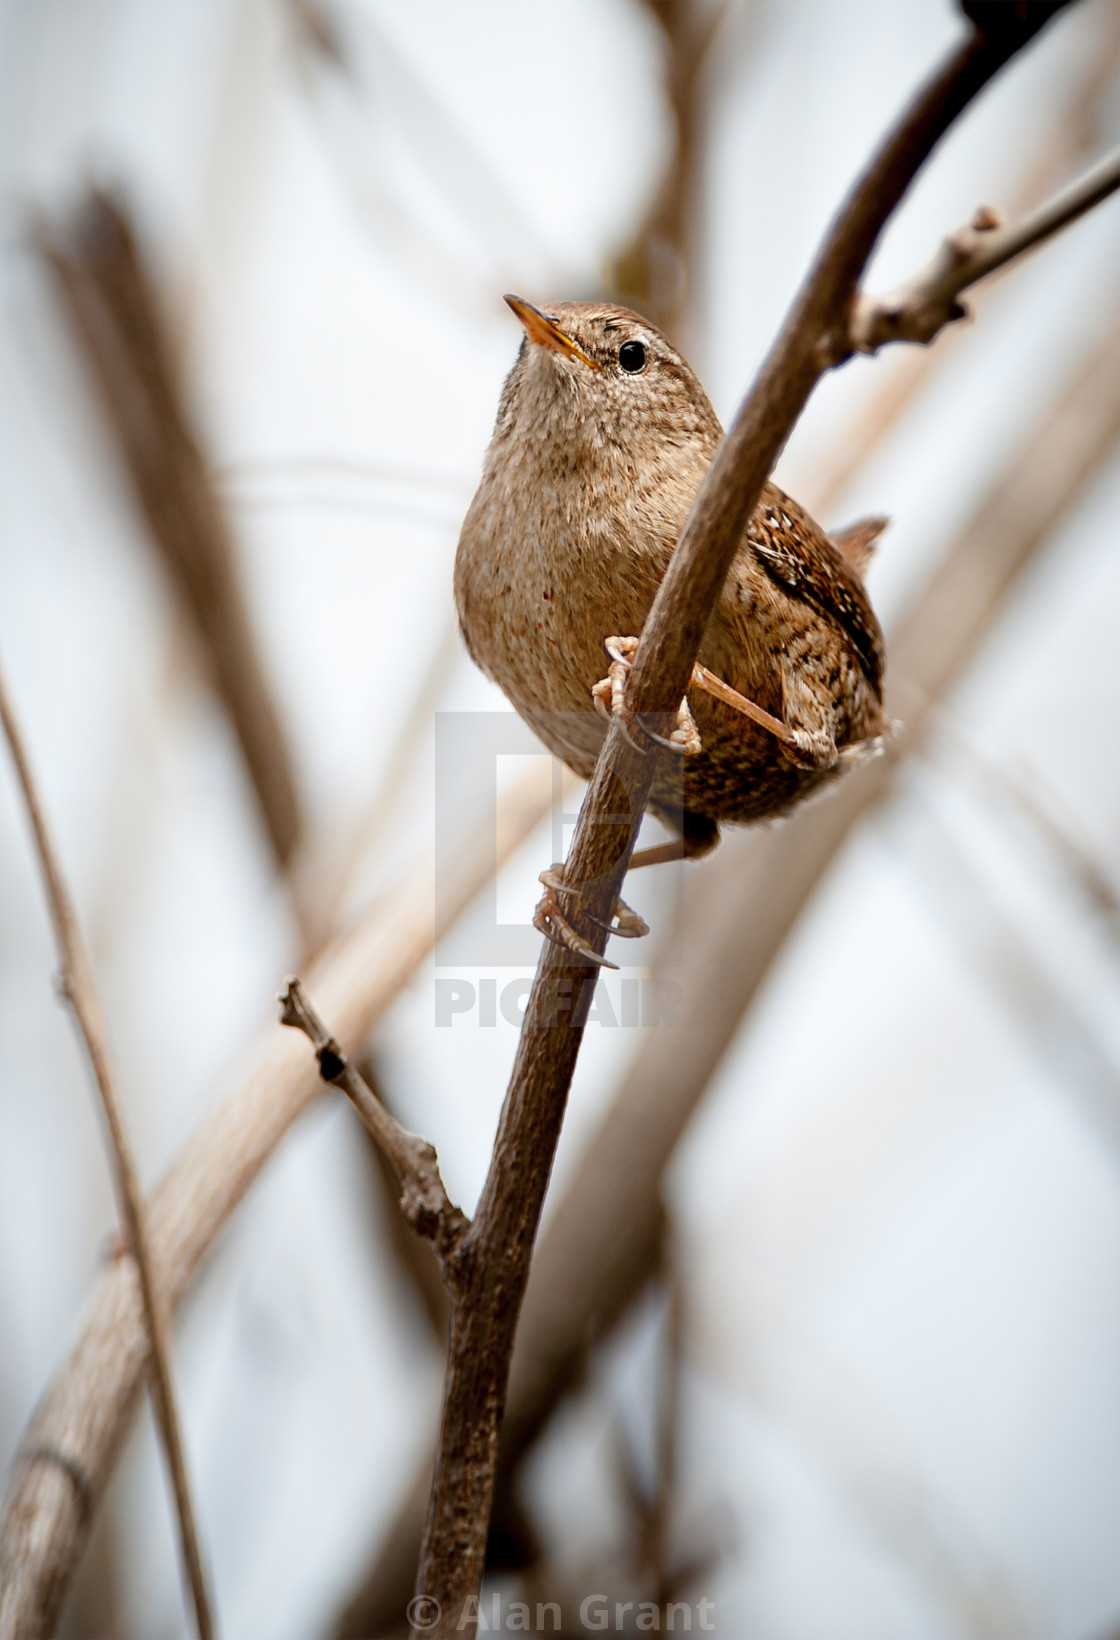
747 491 885 690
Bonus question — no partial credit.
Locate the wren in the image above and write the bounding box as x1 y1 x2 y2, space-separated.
454 297 889 963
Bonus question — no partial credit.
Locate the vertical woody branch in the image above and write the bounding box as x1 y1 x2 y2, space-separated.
411 7 1078 1632
0 667 216 1640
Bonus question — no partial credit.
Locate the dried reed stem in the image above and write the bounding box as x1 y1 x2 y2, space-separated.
0 667 216 1640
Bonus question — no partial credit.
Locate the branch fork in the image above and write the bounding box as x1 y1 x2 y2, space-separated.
850 145 1120 355
279 978 469 1261
851 205 1002 350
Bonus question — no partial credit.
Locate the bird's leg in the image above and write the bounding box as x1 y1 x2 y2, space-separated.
688 662 843 768
687 663 801 750
592 636 702 754
628 809 721 871
533 864 649 970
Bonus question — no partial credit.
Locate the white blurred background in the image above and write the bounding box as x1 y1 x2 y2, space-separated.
1 0 1118 1635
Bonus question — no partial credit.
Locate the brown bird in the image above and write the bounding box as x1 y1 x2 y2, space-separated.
454 297 890 964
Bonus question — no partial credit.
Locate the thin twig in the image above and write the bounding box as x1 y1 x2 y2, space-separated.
358 1055 450 1341
850 146 1120 353
0 666 216 1640
410 13 1081 1632
279 978 469 1258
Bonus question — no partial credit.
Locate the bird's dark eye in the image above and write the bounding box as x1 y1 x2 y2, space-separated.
618 340 647 373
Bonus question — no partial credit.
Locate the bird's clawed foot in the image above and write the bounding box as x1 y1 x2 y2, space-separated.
533 864 649 969
592 637 815 760
592 636 703 754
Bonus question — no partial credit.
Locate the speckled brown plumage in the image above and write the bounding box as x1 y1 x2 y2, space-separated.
454 299 889 861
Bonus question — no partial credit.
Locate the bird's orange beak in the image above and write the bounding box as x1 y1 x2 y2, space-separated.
504 295 601 370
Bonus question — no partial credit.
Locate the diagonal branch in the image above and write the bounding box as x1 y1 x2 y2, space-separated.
0 666 216 1640
850 145 1120 353
409 9 1082 1631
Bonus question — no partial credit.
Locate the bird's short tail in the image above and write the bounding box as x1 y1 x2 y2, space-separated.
829 514 890 573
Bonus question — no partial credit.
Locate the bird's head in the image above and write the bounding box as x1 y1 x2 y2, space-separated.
499 295 721 455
